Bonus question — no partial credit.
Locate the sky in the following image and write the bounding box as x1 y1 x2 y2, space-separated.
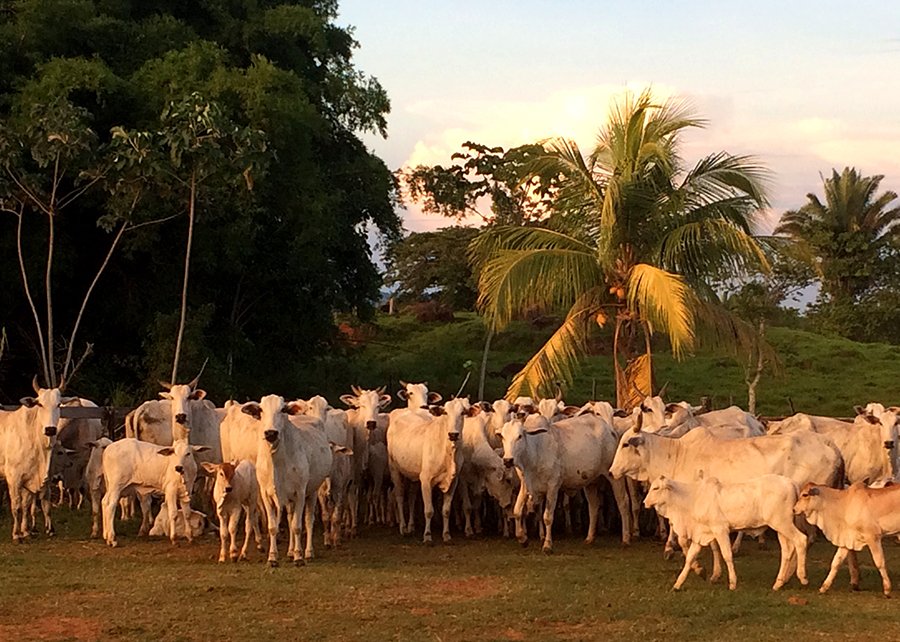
337 1 900 234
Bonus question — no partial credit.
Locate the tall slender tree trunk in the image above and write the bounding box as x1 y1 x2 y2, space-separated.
44 208 56 388
16 207 50 386
171 170 197 384
478 327 493 401
745 319 765 415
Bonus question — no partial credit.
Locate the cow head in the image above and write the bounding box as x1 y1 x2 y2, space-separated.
428 397 468 444
340 386 391 430
157 439 208 496
496 414 549 469
19 379 78 443
202 460 240 510
793 483 823 517
642 475 672 511
48 444 77 483
302 395 330 422
537 398 565 421
397 381 441 409
241 395 296 452
609 426 647 481
485 461 516 511
856 403 900 452
637 395 668 432
159 377 206 439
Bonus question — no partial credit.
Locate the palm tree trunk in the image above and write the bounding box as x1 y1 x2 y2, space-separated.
171 169 196 384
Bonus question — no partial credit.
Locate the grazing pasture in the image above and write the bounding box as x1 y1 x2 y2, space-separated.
2 509 899 642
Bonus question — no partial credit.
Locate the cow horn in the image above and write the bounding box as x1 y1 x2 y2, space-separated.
159 380 173 391
634 412 643 433
350 384 361 396
399 379 409 388
376 385 387 395
657 381 669 399
57 376 66 392
32 375 41 394
631 381 648 399
187 358 208 390
554 381 563 402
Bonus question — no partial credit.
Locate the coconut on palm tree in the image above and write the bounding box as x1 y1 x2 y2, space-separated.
470 90 771 407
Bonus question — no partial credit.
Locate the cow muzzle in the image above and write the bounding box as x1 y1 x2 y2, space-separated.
264 430 279 444
885 441 895 450
44 426 57 437
175 413 188 425
175 465 184 474
503 458 514 468
365 420 377 431
448 432 460 442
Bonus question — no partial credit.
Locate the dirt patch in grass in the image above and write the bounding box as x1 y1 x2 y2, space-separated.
0 615 104 641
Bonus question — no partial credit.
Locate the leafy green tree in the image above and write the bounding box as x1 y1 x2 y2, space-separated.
384 226 479 310
471 90 770 405
775 167 900 309
401 142 554 225
0 1 399 401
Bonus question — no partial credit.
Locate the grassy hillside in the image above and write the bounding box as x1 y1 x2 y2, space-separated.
314 313 900 416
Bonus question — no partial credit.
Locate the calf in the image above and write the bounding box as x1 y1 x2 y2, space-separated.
317 444 354 548
84 438 112 538
794 482 900 596
148 503 207 539
644 475 807 591
101 438 208 547
202 460 262 562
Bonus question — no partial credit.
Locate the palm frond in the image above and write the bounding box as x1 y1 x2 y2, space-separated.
658 219 770 283
626 263 695 357
693 299 780 375
505 288 606 400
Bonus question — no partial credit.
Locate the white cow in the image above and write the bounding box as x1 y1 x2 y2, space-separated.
202 460 262 562
0 380 73 541
148 502 207 539
644 474 808 591
794 481 900 596
241 395 327 566
340 386 391 536
388 397 471 543
498 410 631 551
458 405 516 536
636 396 763 437
317 444 354 548
768 406 899 484
610 416 844 490
53 397 104 508
125 378 222 462
101 438 208 547
84 438 112 538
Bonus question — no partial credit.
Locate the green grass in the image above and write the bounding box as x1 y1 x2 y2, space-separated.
325 313 900 416
3 508 900 641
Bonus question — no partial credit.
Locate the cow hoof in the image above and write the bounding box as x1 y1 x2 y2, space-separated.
218 557 226 563
542 545 553 555
818 587 829 595
884 592 892 599
851 584 860 592
729 584 737 591
772 582 783 591
294 558 305 567
268 559 279 568
800 578 809 586
672 585 682 592
443 534 452 544
519 540 528 548
663 549 674 561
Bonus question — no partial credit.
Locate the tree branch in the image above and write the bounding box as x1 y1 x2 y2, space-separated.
15 204 50 385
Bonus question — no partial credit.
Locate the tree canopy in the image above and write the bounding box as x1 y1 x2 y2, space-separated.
0 1 400 402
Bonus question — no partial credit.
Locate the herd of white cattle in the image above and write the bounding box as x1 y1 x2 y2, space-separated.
2 377 900 596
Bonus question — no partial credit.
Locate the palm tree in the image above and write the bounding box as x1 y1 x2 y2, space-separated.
775 167 900 305
470 90 771 407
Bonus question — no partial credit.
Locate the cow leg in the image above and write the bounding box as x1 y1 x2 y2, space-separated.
847 550 861 591
441 480 458 543
419 479 435 544
820 547 850 594
137 494 153 536
664 527 679 560
583 484 601 545
609 477 632 546
675 540 704 590
792 528 809 586
512 483 528 545
561 493 573 535
626 478 641 539
164 492 180 545
773 532 791 591
715 531 738 590
542 490 557 554
867 539 892 597
461 482 474 538
90 486 102 538
731 531 743 555
304 490 316 561
346 482 359 538
390 469 408 536
215 506 229 562
40 488 54 536
709 538 723 583
101 487 122 547
263 495 281 567
9 486 23 542
318 490 332 548
239 509 253 561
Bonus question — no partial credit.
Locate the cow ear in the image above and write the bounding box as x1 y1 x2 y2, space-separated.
864 414 880 425
525 427 548 436
854 405 865 416
665 403 681 414
429 405 446 417
241 404 262 420
465 405 482 417
190 389 207 401
561 405 580 417
397 389 409 401
192 446 211 453
379 394 392 409
577 408 593 416
159 392 172 400
613 409 629 418
523 404 536 415
427 392 443 404
479 401 493 413
201 463 218 475
339 395 358 408
627 436 644 447
283 402 302 416
157 447 175 456
19 397 37 408
809 487 820 496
